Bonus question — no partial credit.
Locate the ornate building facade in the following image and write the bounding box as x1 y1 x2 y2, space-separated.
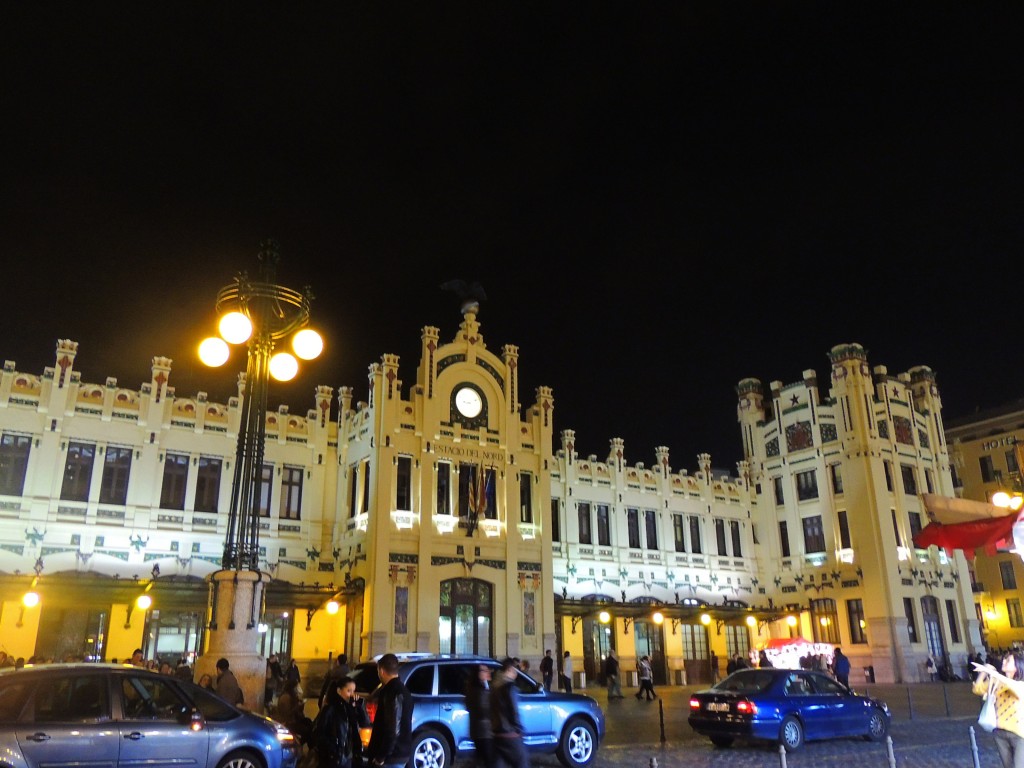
0 314 983 685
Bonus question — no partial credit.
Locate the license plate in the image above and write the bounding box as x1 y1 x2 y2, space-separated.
707 702 730 712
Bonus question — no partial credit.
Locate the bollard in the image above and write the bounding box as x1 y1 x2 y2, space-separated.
886 735 896 768
907 685 914 720
659 698 666 743
943 683 951 716
778 744 788 768
969 725 981 768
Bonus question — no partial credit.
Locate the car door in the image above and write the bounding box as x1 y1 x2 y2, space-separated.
806 672 855 735
115 673 209 768
513 672 552 748
782 672 833 739
15 672 120 768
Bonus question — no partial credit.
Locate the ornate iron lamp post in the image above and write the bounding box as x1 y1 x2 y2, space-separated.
194 240 322 709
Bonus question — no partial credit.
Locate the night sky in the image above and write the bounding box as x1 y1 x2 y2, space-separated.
3 6 1022 473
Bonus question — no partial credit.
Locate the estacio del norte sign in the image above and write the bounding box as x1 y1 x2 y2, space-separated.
434 443 506 463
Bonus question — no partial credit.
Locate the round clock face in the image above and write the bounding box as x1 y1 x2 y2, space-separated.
455 386 483 418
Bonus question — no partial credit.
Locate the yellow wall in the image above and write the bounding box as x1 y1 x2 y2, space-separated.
0 599 41 660
105 603 146 662
291 605 347 661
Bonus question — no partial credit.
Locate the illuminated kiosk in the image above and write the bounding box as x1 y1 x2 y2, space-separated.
193 241 322 710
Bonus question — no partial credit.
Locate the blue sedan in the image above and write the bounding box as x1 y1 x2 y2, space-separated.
688 668 890 750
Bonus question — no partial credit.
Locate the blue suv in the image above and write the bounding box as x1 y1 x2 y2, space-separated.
350 655 604 768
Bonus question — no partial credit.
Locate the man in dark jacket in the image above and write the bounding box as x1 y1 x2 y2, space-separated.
215 658 244 707
490 658 530 768
365 654 412 768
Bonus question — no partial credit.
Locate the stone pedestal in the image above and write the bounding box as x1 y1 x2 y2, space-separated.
195 569 269 712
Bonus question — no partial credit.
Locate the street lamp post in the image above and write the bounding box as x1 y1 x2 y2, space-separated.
194 240 322 710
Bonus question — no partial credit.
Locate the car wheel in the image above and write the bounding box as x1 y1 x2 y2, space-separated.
217 750 264 768
865 708 888 741
410 728 451 768
710 735 734 748
779 715 804 751
556 716 597 768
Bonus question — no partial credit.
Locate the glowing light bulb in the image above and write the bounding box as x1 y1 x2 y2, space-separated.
292 329 323 360
270 352 298 381
219 312 252 344
198 337 230 367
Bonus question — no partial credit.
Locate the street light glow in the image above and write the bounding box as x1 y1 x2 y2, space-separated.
22 591 40 608
292 329 324 360
269 352 299 381
136 594 153 610
198 337 230 367
219 311 253 344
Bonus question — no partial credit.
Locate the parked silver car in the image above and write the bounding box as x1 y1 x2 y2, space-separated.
350 655 605 768
0 663 299 768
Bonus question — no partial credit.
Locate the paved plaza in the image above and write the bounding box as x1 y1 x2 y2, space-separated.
455 682 998 768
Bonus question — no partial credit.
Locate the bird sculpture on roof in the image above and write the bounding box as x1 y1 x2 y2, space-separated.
440 279 487 315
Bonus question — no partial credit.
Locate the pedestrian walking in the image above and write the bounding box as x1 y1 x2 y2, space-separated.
635 655 656 700
490 658 530 768
312 675 369 768
365 653 412 768
465 664 494 767
560 651 574 695
832 647 851 687
215 657 244 707
972 649 1024 768
540 649 554 692
605 649 623 699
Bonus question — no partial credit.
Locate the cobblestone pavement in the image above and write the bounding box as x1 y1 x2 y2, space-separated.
452 682 997 767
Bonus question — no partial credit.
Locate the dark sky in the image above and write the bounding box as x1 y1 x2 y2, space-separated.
3 5 1022 472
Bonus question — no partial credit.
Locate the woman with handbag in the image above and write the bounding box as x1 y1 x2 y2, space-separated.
973 649 1024 768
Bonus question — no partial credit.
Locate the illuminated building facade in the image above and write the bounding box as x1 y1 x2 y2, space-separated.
945 400 1024 650
0 323 982 686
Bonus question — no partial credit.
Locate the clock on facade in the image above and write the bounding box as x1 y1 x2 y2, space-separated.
455 386 483 418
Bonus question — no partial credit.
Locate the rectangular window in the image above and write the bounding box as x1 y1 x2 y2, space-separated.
596 504 610 546
830 464 844 495
673 514 686 552
779 520 791 558
61 441 96 502
280 466 303 520
802 515 825 554
925 469 935 494
773 476 785 506
348 465 358 518
0 433 31 496
847 599 866 644
904 597 918 642
884 460 894 492
437 462 452 515
259 463 273 517
1009 599 1024 629
980 455 996 483
550 499 561 542
1009 449 1021 475
99 445 132 505
891 509 903 547
361 460 371 514
519 472 533 523
627 509 641 549
194 457 221 513
900 464 918 495
715 518 727 555
644 510 658 550
730 520 742 558
796 470 819 501
483 467 496 519
578 502 592 545
689 516 703 554
159 452 189 510
908 511 923 542
945 599 961 643
396 456 412 511
837 510 851 549
1000 560 1018 590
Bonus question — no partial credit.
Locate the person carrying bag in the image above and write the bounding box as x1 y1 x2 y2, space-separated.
973 649 1024 768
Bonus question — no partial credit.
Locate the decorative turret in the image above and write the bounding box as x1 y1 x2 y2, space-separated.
608 437 625 472
655 446 670 477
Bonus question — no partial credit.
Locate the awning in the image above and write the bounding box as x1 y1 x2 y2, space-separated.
920 493 1006 524
915 494 1019 559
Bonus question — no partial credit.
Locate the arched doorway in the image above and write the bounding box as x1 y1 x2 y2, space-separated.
633 619 668 686
439 578 493 656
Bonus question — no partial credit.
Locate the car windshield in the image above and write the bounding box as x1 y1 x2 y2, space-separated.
712 670 775 693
